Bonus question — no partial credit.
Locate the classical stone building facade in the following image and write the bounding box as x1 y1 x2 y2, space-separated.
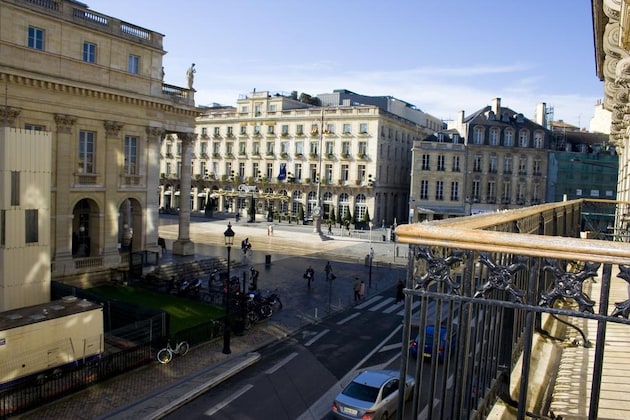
0 0 197 288
593 0 630 235
159 90 441 227
410 98 553 220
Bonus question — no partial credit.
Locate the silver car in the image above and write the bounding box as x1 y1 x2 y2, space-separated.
331 369 415 420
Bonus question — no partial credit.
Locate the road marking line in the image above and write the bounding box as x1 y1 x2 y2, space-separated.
355 295 383 309
305 329 330 346
369 297 395 311
265 352 298 375
396 300 421 316
337 312 361 325
204 383 253 416
379 343 402 353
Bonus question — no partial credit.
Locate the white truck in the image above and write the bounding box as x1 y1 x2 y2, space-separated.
0 296 104 389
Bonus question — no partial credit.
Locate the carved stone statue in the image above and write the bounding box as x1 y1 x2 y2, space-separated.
186 63 196 89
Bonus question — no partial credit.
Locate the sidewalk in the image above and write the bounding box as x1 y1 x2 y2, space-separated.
18 217 406 419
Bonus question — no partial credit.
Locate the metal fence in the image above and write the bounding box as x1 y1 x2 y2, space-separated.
395 199 630 419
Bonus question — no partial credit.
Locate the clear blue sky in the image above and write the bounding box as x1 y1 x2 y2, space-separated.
90 0 601 129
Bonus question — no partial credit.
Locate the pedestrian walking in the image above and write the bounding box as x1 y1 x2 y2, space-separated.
396 280 404 303
353 277 361 302
359 280 366 300
328 223 333 235
158 237 166 254
325 261 332 281
304 265 315 288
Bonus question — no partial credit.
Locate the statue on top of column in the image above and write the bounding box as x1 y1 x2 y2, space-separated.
186 63 196 89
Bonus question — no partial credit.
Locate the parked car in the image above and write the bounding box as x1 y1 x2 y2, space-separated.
331 369 415 420
409 325 456 362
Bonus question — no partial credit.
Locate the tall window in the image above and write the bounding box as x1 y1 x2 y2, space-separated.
25 209 38 243
295 163 302 180
252 162 259 179
343 123 351 134
295 141 304 155
238 162 245 180
28 26 44 50
359 123 368 134
78 131 95 173
296 124 304 135
83 42 96 63
358 141 367 156
325 141 334 155
11 171 20 206
533 132 544 148
472 180 480 201
450 181 459 201
422 154 430 170
487 181 496 202
502 181 511 202
452 156 460 172
473 127 484 144
503 156 513 174
239 142 246 155
435 181 444 200
124 136 137 175
128 54 140 74
533 159 542 175
357 164 366 182
519 158 527 175
519 130 529 147
310 141 319 155
341 164 349 181
420 180 429 199
266 163 273 180
489 129 499 145
341 141 350 155
504 129 514 146
437 155 445 171
473 155 482 172
489 156 497 173
325 164 333 183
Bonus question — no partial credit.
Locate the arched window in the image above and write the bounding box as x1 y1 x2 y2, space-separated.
338 193 350 221
533 131 544 149
292 190 303 214
504 129 514 146
278 189 288 214
519 130 529 147
489 128 499 145
354 194 367 222
307 191 317 215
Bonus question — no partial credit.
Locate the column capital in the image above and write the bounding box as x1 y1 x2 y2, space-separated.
104 120 123 137
54 114 77 134
146 126 165 139
178 132 197 144
0 106 20 127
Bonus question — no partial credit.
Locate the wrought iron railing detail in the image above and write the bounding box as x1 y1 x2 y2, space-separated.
414 246 463 294
540 259 599 312
612 265 630 318
474 252 527 302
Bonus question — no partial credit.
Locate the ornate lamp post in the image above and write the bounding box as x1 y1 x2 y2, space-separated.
222 222 235 354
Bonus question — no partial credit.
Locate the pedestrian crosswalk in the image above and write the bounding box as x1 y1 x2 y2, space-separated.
354 294 442 321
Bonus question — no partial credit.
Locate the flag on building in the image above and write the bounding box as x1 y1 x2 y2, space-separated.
277 163 287 180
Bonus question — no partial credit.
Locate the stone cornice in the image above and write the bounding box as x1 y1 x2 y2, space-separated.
0 72 200 119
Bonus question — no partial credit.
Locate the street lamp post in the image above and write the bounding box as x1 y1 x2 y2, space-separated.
313 108 324 234
222 222 235 354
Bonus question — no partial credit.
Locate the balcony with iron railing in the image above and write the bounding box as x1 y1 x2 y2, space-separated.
395 199 630 419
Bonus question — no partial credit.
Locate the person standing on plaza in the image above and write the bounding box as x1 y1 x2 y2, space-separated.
325 261 332 281
353 277 361 302
396 280 404 303
359 280 366 300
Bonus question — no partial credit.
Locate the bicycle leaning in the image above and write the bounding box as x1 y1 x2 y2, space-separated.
156 339 190 364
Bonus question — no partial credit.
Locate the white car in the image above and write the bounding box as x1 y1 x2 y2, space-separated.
331 369 415 420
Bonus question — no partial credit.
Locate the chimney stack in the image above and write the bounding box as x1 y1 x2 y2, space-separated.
492 98 501 115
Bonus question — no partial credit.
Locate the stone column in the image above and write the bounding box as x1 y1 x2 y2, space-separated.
172 132 196 256
102 121 125 264
52 114 77 275
146 126 164 252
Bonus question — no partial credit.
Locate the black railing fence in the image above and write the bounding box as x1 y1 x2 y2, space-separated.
396 199 630 420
